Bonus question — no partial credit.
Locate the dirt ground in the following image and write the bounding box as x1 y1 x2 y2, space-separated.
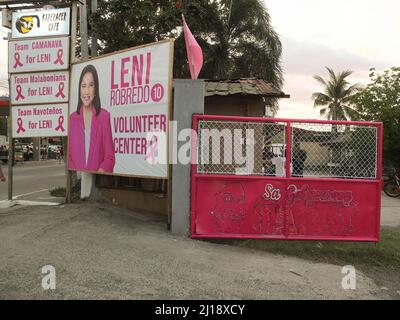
381 193 400 228
0 201 395 299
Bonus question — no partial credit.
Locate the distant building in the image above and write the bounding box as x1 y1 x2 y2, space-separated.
0 96 9 117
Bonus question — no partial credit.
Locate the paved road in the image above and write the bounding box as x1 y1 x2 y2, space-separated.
381 193 400 227
0 202 393 299
0 160 66 201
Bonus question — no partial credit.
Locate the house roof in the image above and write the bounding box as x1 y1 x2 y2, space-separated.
205 78 290 98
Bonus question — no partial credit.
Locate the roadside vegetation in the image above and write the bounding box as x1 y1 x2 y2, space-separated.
49 180 81 200
224 228 400 269
209 226 400 297
49 186 66 197
313 66 400 168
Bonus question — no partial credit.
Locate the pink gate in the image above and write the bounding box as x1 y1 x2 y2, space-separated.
191 115 383 241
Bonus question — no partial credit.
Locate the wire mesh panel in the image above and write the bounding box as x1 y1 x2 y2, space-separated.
197 120 286 176
291 122 378 179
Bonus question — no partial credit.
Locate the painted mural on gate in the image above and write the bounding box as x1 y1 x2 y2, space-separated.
210 182 247 233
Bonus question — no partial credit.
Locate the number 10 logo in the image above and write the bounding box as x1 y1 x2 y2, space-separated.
151 83 164 103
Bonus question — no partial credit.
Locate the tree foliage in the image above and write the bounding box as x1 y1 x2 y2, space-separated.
352 67 400 166
90 0 283 88
312 67 359 120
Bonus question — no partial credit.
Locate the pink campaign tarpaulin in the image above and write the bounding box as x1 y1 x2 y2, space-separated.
68 39 173 177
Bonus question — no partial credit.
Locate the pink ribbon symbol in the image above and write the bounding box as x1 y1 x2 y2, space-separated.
13 52 23 69
15 85 25 101
54 49 64 65
55 82 65 98
145 135 158 165
55 116 65 132
16 118 26 134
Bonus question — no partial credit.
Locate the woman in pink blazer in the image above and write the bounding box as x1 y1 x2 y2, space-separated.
69 65 115 173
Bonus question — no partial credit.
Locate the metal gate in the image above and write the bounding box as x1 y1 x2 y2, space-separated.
190 115 383 241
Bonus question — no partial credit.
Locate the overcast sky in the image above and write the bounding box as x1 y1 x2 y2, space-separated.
2 1 400 118
266 0 400 119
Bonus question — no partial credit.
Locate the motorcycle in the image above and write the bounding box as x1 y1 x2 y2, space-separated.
383 167 400 197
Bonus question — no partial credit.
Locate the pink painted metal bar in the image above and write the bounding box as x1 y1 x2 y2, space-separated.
193 174 380 184
190 115 199 236
285 120 292 178
191 234 379 242
193 114 382 127
375 123 384 240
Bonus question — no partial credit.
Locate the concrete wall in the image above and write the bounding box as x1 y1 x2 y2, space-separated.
171 79 205 235
101 188 167 215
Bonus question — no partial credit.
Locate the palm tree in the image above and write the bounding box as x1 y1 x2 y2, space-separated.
312 67 359 120
209 0 283 115
92 0 283 110
204 0 283 87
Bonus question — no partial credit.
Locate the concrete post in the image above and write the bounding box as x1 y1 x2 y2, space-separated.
90 0 98 57
66 0 79 204
171 79 204 236
78 0 100 201
32 137 40 161
79 0 89 58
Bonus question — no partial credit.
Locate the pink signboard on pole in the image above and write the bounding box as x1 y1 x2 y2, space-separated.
12 104 68 138
8 36 70 73
10 71 69 105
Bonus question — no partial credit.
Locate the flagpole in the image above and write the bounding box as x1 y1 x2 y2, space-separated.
228 0 233 25
182 14 196 79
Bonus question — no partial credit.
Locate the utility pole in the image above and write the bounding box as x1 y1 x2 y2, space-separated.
79 0 89 58
7 45 13 201
78 0 101 200
65 0 78 203
90 0 98 57
66 0 98 202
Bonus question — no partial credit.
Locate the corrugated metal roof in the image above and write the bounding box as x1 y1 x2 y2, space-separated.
205 78 290 98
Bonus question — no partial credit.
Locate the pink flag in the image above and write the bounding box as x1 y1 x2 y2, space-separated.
182 14 203 80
